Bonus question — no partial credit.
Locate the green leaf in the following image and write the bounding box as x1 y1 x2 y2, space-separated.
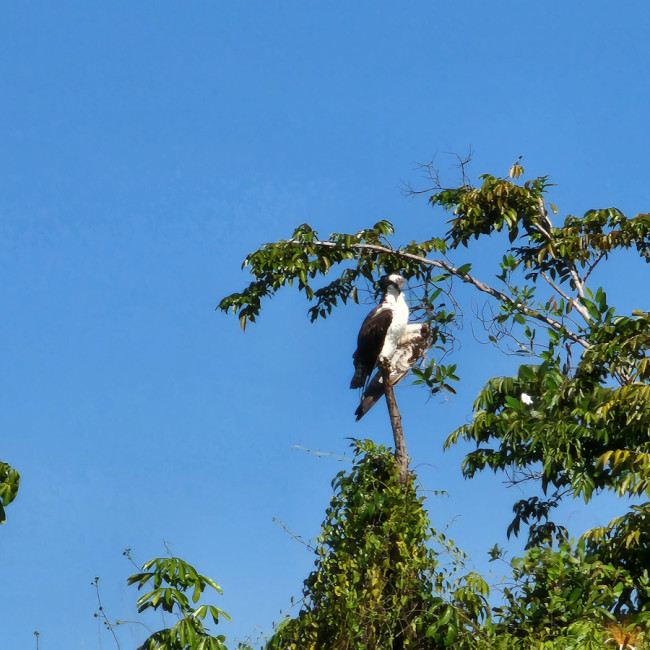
192 582 201 604
438 605 454 626
518 365 535 381
209 605 231 623
504 396 523 410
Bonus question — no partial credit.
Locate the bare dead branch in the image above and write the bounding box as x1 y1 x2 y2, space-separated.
400 149 473 197
381 362 409 484
445 147 474 186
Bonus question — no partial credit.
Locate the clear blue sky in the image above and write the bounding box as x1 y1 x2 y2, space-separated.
1 2 648 647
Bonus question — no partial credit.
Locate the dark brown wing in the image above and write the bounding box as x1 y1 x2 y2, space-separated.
350 307 393 389
355 323 430 419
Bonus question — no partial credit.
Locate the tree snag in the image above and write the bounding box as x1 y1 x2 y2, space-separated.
381 361 409 484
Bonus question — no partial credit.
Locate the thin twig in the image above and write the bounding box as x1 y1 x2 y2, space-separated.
272 518 315 551
122 548 141 571
582 250 606 284
114 620 153 633
535 196 555 237
92 577 121 650
400 150 473 196
533 196 588 303
540 272 591 323
291 445 352 463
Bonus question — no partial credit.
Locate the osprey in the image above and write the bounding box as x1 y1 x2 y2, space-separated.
350 274 409 390
355 322 431 420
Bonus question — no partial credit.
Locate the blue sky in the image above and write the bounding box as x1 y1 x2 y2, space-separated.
1 2 649 647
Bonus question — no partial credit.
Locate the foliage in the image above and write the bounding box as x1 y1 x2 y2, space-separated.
492 539 649 649
220 162 650 646
0 460 20 524
266 440 491 650
126 555 251 650
265 442 649 649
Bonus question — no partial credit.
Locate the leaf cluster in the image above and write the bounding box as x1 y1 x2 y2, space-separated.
492 539 649 649
127 556 243 650
267 441 492 649
447 311 650 535
217 221 447 329
0 460 20 525
431 173 553 247
517 209 650 285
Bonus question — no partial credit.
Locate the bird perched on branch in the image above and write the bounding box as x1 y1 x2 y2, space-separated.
350 274 410 390
355 322 431 420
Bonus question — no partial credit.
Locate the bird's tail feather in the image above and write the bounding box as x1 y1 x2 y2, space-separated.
350 365 367 389
354 373 385 420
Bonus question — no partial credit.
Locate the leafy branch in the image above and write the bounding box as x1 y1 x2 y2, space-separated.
127 556 236 650
0 460 20 525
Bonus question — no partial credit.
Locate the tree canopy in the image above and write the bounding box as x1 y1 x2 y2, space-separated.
219 162 650 648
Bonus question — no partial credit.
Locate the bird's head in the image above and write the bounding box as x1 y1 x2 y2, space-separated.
385 274 406 291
